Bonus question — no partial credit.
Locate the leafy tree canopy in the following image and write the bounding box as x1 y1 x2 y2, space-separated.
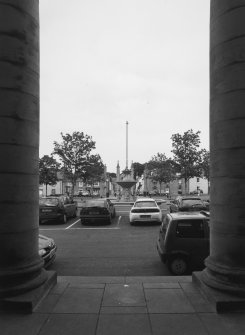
53 131 102 193
171 129 203 191
132 162 145 179
199 149 210 181
83 154 104 184
39 155 60 187
147 153 176 185
108 172 117 179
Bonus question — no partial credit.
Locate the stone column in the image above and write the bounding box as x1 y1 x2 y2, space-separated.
201 0 245 294
0 0 48 298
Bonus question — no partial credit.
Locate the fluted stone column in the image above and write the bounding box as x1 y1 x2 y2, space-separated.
201 0 245 294
0 0 48 298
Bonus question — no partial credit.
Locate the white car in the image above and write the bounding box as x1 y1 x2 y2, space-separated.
129 198 163 225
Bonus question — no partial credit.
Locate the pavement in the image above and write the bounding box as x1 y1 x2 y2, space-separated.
2 275 245 335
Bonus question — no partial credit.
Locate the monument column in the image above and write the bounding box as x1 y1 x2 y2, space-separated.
201 0 245 294
0 1 51 299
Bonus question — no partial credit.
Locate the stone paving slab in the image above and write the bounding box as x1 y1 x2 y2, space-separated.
100 306 148 314
0 313 49 335
38 314 98 335
96 314 152 335
53 287 104 313
102 284 146 307
59 276 126 284
145 288 195 313
180 282 216 313
150 314 209 335
199 313 245 335
143 283 180 289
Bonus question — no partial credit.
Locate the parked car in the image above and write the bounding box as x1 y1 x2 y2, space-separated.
39 234 57 268
94 197 116 218
169 196 207 213
39 195 77 224
167 199 178 213
80 199 112 225
156 199 169 217
129 198 163 225
157 212 210 275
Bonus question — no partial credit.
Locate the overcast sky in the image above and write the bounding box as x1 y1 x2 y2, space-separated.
39 0 210 172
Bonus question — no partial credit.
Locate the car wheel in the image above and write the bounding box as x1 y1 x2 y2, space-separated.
60 214 67 224
168 256 189 275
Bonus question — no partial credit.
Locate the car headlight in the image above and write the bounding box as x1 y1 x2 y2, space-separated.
39 249 47 257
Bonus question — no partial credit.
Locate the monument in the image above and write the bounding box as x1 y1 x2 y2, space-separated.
116 121 136 202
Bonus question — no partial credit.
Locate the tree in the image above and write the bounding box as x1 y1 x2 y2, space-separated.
147 153 176 195
171 129 203 194
199 149 210 194
132 162 146 179
39 155 60 195
82 154 104 195
52 131 99 195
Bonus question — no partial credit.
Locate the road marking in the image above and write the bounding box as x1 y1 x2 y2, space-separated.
71 227 120 230
66 219 81 229
40 227 120 230
117 216 121 227
40 228 66 231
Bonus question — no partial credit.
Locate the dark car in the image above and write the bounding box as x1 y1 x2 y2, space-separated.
80 199 112 225
39 195 77 224
169 196 207 213
157 212 210 275
94 197 116 218
39 234 57 268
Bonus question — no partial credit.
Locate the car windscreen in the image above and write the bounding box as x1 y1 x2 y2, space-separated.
176 219 205 238
39 198 59 206
85 201 105 207
134 201 157 208
181 199 203 206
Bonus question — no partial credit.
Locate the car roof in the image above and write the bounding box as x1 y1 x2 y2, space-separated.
97 198 110 201
135 197 156 202
169 212 208 220
84 199 107 207
177 196 202 200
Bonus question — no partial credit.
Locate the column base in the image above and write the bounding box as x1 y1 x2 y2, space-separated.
0 270 57 313
0 259 49 298
202 257 245 296
193 271 245 313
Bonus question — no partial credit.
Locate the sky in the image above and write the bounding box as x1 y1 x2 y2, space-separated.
39 0 210 173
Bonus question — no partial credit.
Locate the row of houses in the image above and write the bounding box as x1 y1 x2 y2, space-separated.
39 165 209 198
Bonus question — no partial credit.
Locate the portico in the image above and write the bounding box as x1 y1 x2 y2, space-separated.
1 0 245 312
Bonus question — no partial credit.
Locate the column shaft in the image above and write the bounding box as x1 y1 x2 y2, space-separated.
202 0 245 294
0 0 47 297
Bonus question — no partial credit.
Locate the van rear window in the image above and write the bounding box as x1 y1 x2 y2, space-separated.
176 220 205 238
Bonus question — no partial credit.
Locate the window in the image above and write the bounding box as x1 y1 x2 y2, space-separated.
197 178 200 182
135 201 157 208
176 220 205 238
